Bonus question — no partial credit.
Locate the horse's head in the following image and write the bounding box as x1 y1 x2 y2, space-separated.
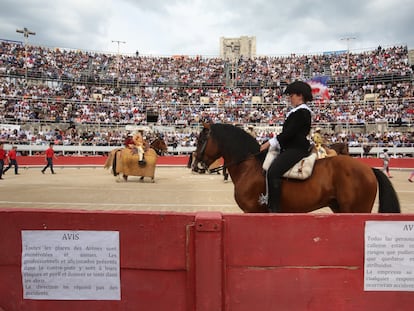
151 138 168 156
194 123 222 169
340 143 350 155
195 122 262 169
331 142 350 156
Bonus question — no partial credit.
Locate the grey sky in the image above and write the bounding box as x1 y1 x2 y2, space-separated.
1 0 413 56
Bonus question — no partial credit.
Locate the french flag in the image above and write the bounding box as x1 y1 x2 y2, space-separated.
307 76 330 102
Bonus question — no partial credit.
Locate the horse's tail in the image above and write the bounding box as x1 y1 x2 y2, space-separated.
104 152 113 169
372 168 400 213
112 150 120 176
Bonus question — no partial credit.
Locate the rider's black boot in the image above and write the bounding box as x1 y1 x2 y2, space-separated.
268 178 282 213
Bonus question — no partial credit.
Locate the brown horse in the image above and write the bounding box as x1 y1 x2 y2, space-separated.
150 137 168 156
329 142 349 155
194 123 400 213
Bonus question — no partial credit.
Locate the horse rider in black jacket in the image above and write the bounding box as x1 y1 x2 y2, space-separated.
260 81 313 212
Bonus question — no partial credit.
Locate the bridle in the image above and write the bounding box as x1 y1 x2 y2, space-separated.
208 150 265 174
195 129 210 170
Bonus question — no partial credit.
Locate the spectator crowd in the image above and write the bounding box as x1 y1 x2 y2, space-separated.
0 40 413 151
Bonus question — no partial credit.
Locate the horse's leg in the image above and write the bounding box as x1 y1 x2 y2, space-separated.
187 154 193 168
328 200 340 213
115 175 121 183
223 167 229 182
123 175 128 181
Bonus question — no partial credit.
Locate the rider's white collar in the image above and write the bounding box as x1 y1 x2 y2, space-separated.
287 103 311 118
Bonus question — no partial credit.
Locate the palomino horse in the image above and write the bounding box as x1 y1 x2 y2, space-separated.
313 142 349 158
104 148 158 182
194 123 400 213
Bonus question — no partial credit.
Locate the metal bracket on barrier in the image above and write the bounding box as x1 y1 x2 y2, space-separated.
195 212 222 232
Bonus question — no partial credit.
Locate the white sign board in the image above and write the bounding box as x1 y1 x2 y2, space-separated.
364 221 414 291
22 230 120 300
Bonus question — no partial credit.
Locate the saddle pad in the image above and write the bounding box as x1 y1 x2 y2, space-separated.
283 153 317 180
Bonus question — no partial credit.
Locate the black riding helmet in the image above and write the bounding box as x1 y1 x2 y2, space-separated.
284 81 313 102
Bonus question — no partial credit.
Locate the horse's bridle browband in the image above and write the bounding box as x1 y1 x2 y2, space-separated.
196 128 210 164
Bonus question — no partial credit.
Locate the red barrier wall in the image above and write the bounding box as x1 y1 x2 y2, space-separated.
223 214 414 311
0 210 195 311
15 155 190 166
1 210 414 311
12 155 414 168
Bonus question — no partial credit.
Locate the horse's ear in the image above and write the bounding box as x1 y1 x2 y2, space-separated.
202 122 211 130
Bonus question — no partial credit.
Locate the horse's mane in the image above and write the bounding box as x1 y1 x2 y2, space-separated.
210 124 261 163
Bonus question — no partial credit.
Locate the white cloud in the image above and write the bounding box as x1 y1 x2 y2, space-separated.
1 0 413 56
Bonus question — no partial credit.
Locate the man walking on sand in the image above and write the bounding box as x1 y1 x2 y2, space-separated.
3 145 19 175
41 143 57 174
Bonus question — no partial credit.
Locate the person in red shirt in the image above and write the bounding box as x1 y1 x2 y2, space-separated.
124 134 137 154
0 143 6 180
41 143 57 174
3 145 19 175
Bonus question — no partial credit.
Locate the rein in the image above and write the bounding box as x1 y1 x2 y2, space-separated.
208 150 265 173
